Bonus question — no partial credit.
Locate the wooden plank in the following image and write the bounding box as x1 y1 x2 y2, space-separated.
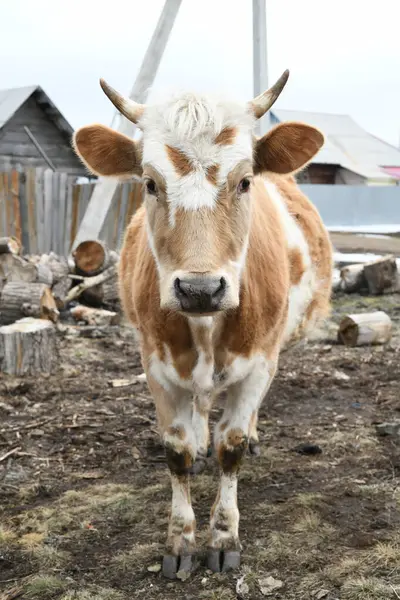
57 173 67 255
17 169 30 253
11 170 22 244
3 172 12 237
117 183 130 249
51 172 60 253
25 169 36 254
35 168 44 254
64 177 74 255
112 186 122 249
43 169 53 253
0 172 5 237
70 184 81 248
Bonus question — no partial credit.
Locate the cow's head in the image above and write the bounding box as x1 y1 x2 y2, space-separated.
73 71 323 315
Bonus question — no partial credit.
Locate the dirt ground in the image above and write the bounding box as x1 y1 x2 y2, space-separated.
1 294 400 600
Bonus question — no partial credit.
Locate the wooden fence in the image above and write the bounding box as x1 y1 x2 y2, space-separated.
0 168 143 255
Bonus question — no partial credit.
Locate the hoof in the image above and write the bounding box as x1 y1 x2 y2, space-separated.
162 553 194 580
249 439 261 456
207 549 241 573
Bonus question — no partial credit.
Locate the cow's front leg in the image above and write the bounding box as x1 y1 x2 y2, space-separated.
147 374 197 579
190 393 212 475
208 355 277 572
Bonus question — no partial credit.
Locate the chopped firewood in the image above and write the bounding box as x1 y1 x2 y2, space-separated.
0 317 58 375
0 282 59 325
70 304 120 326
52 276 72 309
338 311 392 347
363 254 398 295
0 237 21 255
110 373 146 388
64 265 117 305
340 263 366 293
73 240 111 276
82 268 120 307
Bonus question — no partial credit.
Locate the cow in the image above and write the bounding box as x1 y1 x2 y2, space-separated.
72 70 333 579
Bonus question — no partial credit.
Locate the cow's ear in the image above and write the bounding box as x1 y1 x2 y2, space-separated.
254 122 324 175
73 124 142 178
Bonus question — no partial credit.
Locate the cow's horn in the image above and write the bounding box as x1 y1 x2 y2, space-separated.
250 70 290 119
100 78 145 124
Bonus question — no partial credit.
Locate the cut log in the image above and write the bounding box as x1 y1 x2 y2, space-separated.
0 282 59 325
340 263 366 293
36 263 53 286
73 240 110 276
0 254 38 283
82 269 120 307
52 276 72 309
70 304 120 326
64 265 117 306
363 254 398 295
338 311 392 347
0 317 57 375
0 237 21 255
39 252 69 282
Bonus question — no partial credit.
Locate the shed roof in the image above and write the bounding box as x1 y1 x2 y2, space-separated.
0 85 74 139
271 109 400 181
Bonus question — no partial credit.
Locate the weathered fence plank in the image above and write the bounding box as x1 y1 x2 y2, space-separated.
43 170 53 253
18 170 30 252
35 168 44 254
11 170 22 244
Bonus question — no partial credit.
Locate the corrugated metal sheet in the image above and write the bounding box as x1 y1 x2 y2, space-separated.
272 109 400 181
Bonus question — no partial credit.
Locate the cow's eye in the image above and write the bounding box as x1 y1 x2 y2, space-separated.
238 178 251 194
145 179 157 195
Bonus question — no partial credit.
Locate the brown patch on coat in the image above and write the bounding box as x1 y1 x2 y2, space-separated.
165 145 193 177
219 421 228 432
269 173 333 338
183 521 195 535
206 164 220 186
167 425 186 440
289 247 305 285
215 127 237 146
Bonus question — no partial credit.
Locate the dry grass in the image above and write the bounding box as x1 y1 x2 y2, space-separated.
0 525 17 545
24 575 67 599
341 577 400 600
60 586 126 600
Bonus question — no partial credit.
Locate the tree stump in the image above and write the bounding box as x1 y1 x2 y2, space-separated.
0 282 59 325
363 255 398 295
0 317 57 375
0 237 21 255
340 263 366 293
73 240 110 276
338 311 392 347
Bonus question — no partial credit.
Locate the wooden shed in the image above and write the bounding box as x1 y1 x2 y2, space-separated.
0 85 87 176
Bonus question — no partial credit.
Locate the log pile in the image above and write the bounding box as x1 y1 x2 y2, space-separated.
0 237 121 375
335 254 400 295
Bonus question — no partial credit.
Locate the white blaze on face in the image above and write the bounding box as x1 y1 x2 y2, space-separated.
140 92 255 224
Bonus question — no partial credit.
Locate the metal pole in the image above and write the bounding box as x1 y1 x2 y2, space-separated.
72 0 182 252
253 0 269 136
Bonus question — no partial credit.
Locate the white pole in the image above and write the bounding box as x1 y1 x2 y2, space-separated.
253 0 269 136
72 0 182 252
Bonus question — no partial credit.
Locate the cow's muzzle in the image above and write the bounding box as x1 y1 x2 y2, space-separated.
174 275 227 313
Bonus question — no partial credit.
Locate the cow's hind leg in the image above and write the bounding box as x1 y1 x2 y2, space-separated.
146 374 197 579
208 355 277 572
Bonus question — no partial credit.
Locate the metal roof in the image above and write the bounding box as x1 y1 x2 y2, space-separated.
0 85 74 138
271 109 400 181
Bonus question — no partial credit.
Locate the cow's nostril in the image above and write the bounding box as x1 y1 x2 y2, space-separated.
174 278 184 295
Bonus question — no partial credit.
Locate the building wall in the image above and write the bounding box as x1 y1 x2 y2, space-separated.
334 167 365 185
0 96 86 175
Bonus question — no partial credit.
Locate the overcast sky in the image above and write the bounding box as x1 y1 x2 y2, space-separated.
1 0 399 145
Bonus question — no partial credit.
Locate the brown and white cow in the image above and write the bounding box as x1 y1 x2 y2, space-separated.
73 70 333 579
